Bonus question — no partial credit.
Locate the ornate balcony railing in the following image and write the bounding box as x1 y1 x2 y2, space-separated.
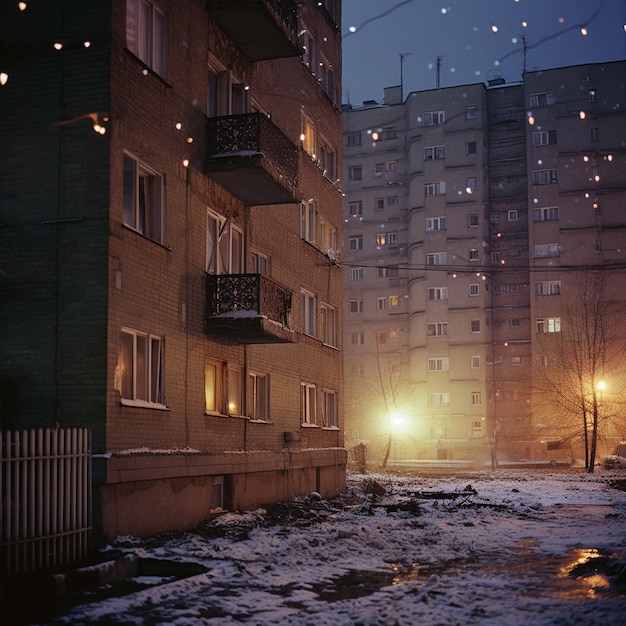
204 0 299 61
206 273 295 343
206 112 298 205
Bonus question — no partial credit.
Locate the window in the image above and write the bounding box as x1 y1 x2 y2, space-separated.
471 355 480 369
469 283 479 297
349 299 363 313
348 166 362 181
471 392 482 406
533 169 558 185
301 115 316 157
533 206 559 222
465 105 476 119
377 297 386 311
589 89 597 102
320 303 337 347
375 162 385 175
389 329 400 339
466 141 477 155
423 110 445 125
387 195 398 206
207 64 249 117
470 320 480 333
319 218 337 254
377 331 387 344
511 319 520 327
427 322 448 336
429 392 450 406
426 252 448 266
120 328 164 406
473 420 483 431
425 182 446 196
535 281 561 295
301 290 317 337
250 251 269 275
594 241 603 253
300 26 317 72
126 0 168 77
427 287 448 300
591 127 598 141
468 213 478 227
426 216 447 231
205 360 224 414
347 133 361 147
428 357 449 372
349 201 363 217
374 197 385 211
123 154 164 243
348 236 363 251
469 249 479 261
378 128 397 141
318 140 336 180
389 295 399 306
227 366 242 415
300 200 316 243
301 382 317 425
531 130 557 146
350 267 363 280
511 356 521 366
466 177 478 191
387 232 398 245
534 244 560 258
537 317 561 333
508 210 518 221
424 146 445 160
320 389 338 428
247 372 269 421
377 266 399 279
376 233 387 246
318 56 336 103
207 210 242 274
529 92 556 107
350 332 364 345
386 160 397 170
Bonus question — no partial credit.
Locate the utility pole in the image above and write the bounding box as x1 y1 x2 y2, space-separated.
399 52 411 101
436 55 442 89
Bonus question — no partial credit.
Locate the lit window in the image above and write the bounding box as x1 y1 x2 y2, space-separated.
389 295 399 306
204 359 224 414
536 317 561 333
301 115 316 157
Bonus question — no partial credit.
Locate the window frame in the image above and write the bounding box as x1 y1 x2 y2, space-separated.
126 0 168 77
300 382 318 426
120 328 165 408
300 289 317 338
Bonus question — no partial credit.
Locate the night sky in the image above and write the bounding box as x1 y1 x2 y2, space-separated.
342 0 626 106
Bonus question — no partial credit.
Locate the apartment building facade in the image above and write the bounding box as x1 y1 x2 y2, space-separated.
343 60 626 466
0 0 345 540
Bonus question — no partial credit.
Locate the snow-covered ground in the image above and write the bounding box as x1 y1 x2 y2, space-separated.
43 469 626 625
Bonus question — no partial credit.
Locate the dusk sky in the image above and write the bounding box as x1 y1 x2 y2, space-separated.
341 0 626 106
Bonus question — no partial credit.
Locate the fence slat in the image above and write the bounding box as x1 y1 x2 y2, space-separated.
0 427 92 575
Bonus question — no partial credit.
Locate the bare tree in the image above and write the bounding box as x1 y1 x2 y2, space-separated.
533 271 626 472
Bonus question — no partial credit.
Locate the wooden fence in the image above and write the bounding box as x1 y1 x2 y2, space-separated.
0 428 92 575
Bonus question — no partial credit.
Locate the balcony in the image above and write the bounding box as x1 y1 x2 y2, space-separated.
206 273 296 344
206 112 298 206
204 0 300 61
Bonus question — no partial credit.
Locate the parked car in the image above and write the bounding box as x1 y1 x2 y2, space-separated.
603 444 626 469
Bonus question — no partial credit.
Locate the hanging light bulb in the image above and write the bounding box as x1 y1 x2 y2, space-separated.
0 72 8 86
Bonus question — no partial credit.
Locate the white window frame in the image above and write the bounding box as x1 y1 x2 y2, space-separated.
320 303 337 347
423 110 445 126
428 357 449 372
227 365 243 416
426 252 448 266
207 209 243 274
126 0 168 77
319 218 337 254
529 92 556 107
508 210 518 221
300 382 317 426
534 243 560 258
377 297 387 311
469 283 480 297
247 372 270 421
424 145 445 160
425 182 446 196
348 236 363 251
471 355 480 369
426 216 447 231
123 153 165 244
535 281 561 296
427 322 448 336
471 392 482 406
349 201 363 217
351 332 364 345
320 389 338 428
468 213 479 227
120 328 165 408
300 200 317 243
533 207 559 222
301 289 317 337
349 299 364 313
533 169 558 185
427 287 448 301
428 392 450 406
537 317 561 333
350 267 363 280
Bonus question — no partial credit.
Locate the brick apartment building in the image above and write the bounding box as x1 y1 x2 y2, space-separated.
343 60 626 467
0 0 345 540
